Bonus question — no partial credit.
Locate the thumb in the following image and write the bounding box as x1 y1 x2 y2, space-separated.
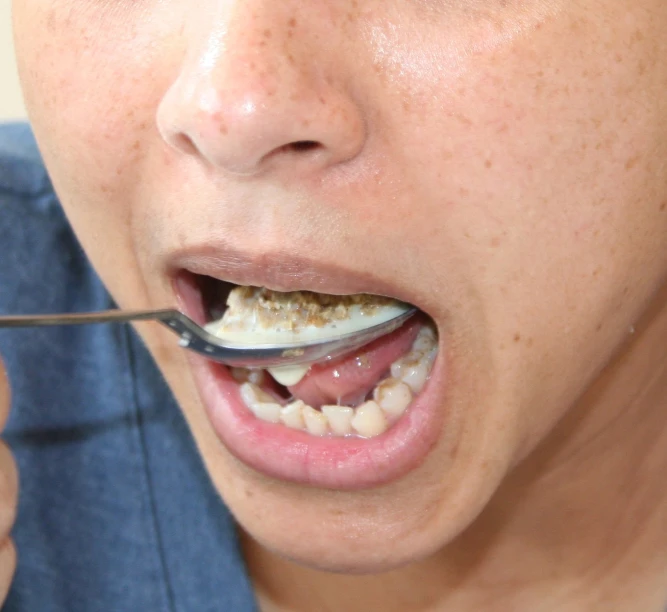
0 362 10 432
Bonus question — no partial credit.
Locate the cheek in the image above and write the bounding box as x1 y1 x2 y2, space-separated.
12 2 185 304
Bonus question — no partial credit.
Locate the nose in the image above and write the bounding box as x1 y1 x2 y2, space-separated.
157 5 366 176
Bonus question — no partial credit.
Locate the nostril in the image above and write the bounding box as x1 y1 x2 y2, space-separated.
288 140 321 153
171 132 199 156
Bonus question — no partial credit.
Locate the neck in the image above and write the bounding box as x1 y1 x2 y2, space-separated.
242 288 667 612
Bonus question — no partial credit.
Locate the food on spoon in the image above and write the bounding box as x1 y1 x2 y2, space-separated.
205 286 412 385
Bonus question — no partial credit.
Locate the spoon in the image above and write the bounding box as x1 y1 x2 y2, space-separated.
0 307 417 369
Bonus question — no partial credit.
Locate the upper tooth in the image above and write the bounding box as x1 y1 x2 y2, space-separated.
321 405 354 436
267 365 310 386
231 368 249 383
351 401 387 437
247 370 267 385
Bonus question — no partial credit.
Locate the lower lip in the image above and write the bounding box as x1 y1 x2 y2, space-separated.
188 343 447 490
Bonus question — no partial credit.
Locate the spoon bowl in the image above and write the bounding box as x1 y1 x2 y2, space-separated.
0 307 418 369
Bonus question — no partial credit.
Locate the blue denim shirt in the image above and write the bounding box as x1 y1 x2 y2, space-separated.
0 123 256 611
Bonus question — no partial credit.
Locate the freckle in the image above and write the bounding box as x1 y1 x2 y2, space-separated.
131 140 140 151
263 28 272 38
289 18 297 28
592 267 601 277
622 286 629 296
219 123 228 135
659 201 666 211
625 155 640 170
287 53 295 64
485 159 493 169
513 333 521 343
138 121 147 130
497 122 509 133
596 323 603 332
614 53 623 63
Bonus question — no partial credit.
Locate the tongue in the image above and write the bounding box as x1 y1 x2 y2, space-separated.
287 319 421 407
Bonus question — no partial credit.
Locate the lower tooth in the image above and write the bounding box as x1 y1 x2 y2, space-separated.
303 406 329 436
280 400 306 430
351 401 387 437
251 402 282 423
321 405 354 436
240 382 274 406
373 379 413 418
413 326 437 353
399 361 429 394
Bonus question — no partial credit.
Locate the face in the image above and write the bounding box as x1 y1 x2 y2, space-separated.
12 0 667 572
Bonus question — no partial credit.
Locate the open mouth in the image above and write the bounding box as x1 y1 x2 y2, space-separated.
174 270 445 489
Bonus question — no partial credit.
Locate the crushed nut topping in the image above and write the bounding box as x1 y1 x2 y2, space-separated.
220 286 400 332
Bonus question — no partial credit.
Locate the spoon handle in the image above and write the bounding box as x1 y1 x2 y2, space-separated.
0 309 179 327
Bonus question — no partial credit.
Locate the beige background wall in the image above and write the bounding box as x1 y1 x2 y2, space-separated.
1 2 26 120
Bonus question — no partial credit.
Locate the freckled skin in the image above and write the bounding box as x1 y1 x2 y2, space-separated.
10 0 667 610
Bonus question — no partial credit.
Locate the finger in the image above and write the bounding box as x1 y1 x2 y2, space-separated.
0 537 17 604
0 361 9 432
0 443 18 539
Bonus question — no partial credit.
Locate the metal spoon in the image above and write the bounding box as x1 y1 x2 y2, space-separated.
0 307 417 369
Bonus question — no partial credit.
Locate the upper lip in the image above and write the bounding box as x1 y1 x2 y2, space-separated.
164 242 420 306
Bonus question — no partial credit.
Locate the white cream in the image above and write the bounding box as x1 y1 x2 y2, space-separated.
206 301 412 386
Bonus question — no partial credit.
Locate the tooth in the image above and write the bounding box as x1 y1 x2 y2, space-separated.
250 402 282 423
390 358 408 381
231 368 249 383
303 405 329 436
239 382 274 407
247 369 266 385
373 379 413 418
280 400 306 430
397 359 429 394
351 401 387 437
413 327 437 354
267 365 310 386
321 405 354 436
